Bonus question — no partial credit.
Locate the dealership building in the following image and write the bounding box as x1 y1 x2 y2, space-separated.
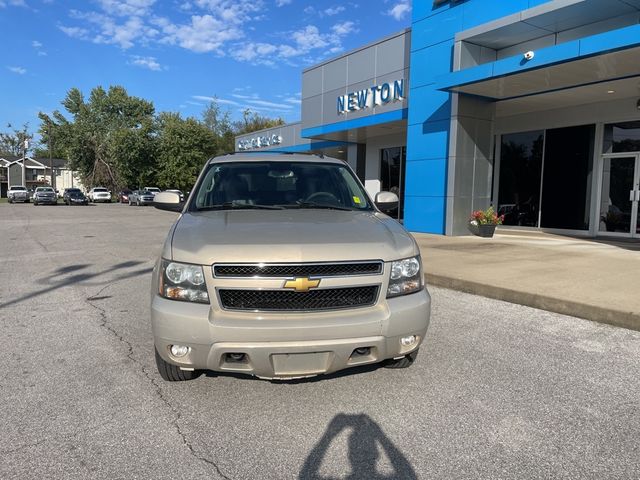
235 0 640 238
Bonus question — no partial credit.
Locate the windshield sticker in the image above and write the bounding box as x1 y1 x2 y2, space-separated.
353 196 361 204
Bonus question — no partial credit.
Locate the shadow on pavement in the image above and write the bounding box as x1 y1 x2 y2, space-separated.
299 413 417 480
0 261 152 309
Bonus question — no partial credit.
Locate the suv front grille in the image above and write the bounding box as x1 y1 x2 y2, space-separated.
214 262 382 278
218 286 380 311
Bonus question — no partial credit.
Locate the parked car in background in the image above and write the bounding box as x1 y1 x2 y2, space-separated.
33 187 58 205
118 189 133 203
62 188 82 202
88 187 112 203
64 190 89 205
165 189 185 202
144 187 161 196
7 185 29 203
129 189 156 206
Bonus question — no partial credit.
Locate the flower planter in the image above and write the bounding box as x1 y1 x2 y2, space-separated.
476 224 497 238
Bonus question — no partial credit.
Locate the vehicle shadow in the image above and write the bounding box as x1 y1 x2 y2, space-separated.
299 413 417 480
0 261 152 309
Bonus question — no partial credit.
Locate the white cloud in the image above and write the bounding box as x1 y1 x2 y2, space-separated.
158 14 244 53
324 6 344 16
32 40 42 48
58 25 90 40
0 0 28 7
193 95 241 106
245 99 293 109
275 0 291 6
8 66 27 74
231 21 357 67
332 21 357 36
388 0 411 21
97 0 156 17
129 55 163 70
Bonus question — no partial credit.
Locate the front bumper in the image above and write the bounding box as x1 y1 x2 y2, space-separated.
35 196 57 204
151 287 431 379
92 196 111 202
138 198 155 205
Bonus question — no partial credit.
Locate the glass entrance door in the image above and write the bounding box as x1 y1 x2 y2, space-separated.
598 155 640 237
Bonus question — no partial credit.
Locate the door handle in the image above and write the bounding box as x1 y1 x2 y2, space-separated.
632 190 636 201
635 190 640 202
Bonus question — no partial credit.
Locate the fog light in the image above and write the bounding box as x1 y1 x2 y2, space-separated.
354 347 370 356
400 335 417 347
170 345 190 357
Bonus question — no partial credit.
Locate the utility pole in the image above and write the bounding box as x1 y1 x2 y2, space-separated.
21 138 29 186
48 119 54 189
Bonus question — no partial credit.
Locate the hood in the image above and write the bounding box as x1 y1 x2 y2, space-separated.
170 210 418 265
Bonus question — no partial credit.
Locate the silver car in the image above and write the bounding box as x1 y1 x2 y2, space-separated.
32 187 58 205
151 154 431 381
129 190 156 206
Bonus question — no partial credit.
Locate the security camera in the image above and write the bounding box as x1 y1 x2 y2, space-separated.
523 51 535 60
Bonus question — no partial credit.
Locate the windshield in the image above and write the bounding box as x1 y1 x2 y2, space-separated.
94 188 108 192
11 186 26 191
67 189 81 193
37 188 54 192
70 192 84 197
191 161 373 212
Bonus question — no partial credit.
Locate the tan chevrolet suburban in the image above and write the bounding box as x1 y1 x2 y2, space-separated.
151 153 431 381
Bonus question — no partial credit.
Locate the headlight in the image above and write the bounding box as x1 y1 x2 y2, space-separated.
159 260 209 304
387 256 423 298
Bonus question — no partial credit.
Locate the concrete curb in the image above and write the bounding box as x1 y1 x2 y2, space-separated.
425 273 640 332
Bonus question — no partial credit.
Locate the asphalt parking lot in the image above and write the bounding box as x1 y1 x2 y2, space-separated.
1 202 639 479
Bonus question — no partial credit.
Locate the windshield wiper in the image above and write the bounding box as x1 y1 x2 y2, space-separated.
196 202 284 211
286 201 354 211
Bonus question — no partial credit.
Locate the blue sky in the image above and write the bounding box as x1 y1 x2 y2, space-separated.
0 0 412 136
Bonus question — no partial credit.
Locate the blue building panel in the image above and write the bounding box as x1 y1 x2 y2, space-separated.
406 122 450 161
404 158 448 197
403 195 447 234
407 86 451 126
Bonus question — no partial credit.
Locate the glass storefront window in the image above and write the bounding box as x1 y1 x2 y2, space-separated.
380 146 406 220
497 131 544 227
603 121 640 153
540 125 595 231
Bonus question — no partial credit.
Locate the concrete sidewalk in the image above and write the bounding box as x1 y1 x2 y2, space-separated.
415 230 640 331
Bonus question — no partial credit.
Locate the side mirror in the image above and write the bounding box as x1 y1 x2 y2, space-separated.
375 191 399 214
154 191 183 212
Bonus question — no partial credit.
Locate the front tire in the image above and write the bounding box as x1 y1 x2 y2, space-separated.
155 348 198 381
384 349 419 369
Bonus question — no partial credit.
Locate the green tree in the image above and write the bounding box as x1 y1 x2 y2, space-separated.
234 109 285 136
201 99 235 154
155 113 217 192
0 123 33 157
38 85 156 190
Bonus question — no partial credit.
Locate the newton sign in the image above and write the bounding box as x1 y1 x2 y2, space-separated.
337 79 405 115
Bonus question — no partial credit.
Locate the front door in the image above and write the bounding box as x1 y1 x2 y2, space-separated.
599 154 640 237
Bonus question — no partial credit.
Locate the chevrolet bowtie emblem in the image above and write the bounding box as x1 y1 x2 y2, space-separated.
284 277 321 292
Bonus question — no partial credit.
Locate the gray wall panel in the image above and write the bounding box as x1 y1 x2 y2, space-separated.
302 68 323 99
322 57 348 92
376 34 408 76
302 94 323 129
347 48 376 85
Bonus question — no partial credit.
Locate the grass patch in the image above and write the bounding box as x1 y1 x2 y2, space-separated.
0 198 8 203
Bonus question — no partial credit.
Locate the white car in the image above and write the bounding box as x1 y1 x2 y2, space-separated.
88 187 112 203
7 185 29 203
144 187 161 195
